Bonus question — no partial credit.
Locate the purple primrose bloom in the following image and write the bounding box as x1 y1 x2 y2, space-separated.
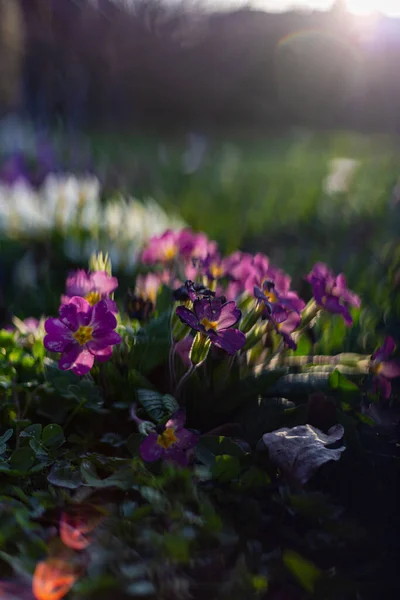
305 263 360 326
141 228 217 267
176 297 246 355
44 297 121 375
272 308 301 350
140 409 199 466
62 270 118 312
370 336 400 399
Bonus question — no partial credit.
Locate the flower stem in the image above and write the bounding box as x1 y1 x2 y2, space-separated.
176 364 196 397
169 309 177 389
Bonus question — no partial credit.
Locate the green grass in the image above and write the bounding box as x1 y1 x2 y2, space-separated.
90 129 400 302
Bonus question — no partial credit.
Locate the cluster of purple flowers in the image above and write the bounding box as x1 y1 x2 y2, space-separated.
38 227 400 470
44 270 121 375
140 228 361 354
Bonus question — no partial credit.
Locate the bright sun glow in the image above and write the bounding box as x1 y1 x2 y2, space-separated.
346 0 400 16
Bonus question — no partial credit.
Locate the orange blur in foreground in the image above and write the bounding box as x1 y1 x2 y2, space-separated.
32 559 77 600
59 508 104 550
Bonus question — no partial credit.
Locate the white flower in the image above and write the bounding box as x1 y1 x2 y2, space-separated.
262 423 345 486
323 158 360 195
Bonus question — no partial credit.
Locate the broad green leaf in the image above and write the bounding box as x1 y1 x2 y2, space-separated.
329 369 359 394
162 394 179 415
47 461 83 489
80 460 135 490
9 447 36 473
236 466 271 491
42 424 65 448
20 424 42 441
137 389 165 422
283 549 322 593
0 429 13 445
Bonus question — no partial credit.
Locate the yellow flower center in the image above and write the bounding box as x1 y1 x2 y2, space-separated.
164 245 177 261
73 325 93 345
209 264 224 279
200 317 218 331
157 427 178 449
85 291 102 306
264 290 277 303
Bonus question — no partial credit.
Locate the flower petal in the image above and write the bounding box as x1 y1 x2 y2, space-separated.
91 300 117 331
372 336 396 362
92 346 113 362
44 331 73 353
166 409 186 430
89 330 122 350
59 343 81 370
217 301 241 330
71 348 95 376
373 375 391 399
90 271 118 294
209 329 246 354
176 306 200 331
378 359 400 379
164 448 189 466
44 318 73 349
175 428 200 450
59 297 92 330
140 433 163 462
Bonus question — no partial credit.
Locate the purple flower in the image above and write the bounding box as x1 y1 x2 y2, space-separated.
62 270 118 312
141 228 218 267
243 255 305 315
272 309 301 350
176 297 246 355
141 230 180 264
254 280 305 316
305 263 360 326
139 409 199 466
370 336 400 399
44 297 121 375
134 273 162 306
178 229 217 261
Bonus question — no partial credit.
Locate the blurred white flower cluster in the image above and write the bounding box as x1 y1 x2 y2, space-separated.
0 174 185 272
323 157 360 195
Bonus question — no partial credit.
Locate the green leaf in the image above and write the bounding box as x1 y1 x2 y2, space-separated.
32 339 45 360
80 460 135 490
136 389 165 422
283 549 322 593
329 369 359 394
47 461 83 489
29 438 48 457
211 455 241 482
162 394 179 415
20 424 42 441
9 447 36 473
45 361 81 397
290 333 312 356
42 424 65 448
0 429 13 445
236 466 271 490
